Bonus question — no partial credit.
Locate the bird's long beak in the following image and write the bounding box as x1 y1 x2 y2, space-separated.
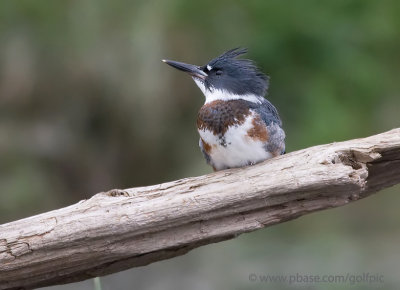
162 59 207 80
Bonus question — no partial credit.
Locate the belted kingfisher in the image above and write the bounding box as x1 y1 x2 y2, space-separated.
163 48 285 171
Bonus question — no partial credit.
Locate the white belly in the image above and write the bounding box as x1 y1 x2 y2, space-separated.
198 114 272 170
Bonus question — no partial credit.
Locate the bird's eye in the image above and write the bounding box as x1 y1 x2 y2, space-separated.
216 70 223 75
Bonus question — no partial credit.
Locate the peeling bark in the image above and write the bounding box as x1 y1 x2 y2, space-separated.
0 128 399 290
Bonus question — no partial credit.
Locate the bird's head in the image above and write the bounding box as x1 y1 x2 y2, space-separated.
163 48 269 103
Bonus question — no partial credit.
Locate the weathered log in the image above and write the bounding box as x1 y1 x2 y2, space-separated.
1 128 399 290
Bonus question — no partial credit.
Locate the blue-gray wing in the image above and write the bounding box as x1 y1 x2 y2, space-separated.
250 98 286 156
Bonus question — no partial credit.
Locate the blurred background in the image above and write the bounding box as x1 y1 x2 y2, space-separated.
1 0 399 289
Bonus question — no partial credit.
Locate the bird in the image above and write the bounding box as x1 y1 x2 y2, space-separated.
163 48 285 171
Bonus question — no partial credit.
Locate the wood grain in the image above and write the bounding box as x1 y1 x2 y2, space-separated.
1 128 399 290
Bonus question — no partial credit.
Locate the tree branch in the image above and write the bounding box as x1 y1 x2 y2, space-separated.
1 129 400 290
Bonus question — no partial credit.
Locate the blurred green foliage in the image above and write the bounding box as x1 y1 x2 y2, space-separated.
0 1 399 289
